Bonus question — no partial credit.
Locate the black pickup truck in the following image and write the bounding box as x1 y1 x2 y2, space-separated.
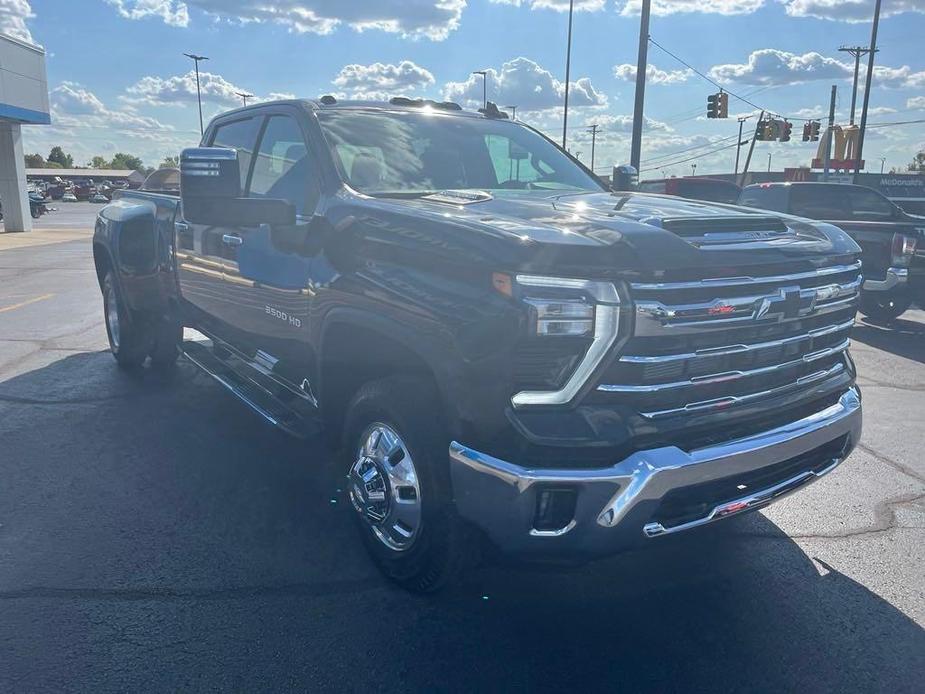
739 182 924 320
93 98 863 591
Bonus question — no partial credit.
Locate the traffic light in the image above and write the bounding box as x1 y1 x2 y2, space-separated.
717 92 729 119
707 93 719 119
802 122 812 142
810 121 821 141
780 120 793 142
756 119 773 141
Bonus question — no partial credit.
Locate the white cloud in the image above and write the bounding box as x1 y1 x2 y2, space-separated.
0 0 35 43
443 57 607 113
105 0 466 41
51 82 172 131
620 0 765 16
104 0 189 26
588 113 671 133
124 70 253 107
709 49 852 85
332 60 435 100
613 63 692 85
781 0 925 22
872 65 925 89
908 96 925 110
490 0 605 11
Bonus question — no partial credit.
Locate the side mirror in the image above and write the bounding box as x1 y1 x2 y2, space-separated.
180 147 295 227
611 164 638 192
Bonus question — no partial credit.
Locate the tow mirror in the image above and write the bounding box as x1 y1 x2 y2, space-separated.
180 147 295 227
611 164 638 192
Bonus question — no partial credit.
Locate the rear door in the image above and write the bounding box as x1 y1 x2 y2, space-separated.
177 114 262 338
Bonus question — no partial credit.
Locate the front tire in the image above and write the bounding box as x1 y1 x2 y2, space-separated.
342 375 473 593
859 291 911 321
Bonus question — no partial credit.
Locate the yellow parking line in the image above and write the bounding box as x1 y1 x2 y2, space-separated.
0 293 55 314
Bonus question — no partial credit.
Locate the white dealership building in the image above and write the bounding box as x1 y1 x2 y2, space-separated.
0 33 50 233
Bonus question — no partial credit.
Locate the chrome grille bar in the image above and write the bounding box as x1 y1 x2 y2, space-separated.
599 338 849 394
637 363 846 419
620 318 855 365
631 261 861 292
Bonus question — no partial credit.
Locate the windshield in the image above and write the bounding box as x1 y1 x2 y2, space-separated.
316 109 604 196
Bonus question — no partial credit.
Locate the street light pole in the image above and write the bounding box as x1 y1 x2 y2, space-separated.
767 152 772 173
880 157 886 174
691 163 697 177
505 105 517 120
183 53 208 136
629 0 652 172
562 0 575 149
235 92 254 107
472 71 488 110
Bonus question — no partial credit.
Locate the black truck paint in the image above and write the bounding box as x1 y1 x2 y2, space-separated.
93 99 863 590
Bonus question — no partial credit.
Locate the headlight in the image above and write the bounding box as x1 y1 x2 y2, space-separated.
508 275 622 407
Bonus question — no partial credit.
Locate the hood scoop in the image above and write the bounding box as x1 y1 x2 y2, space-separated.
641 215 793 247
420 189 493 205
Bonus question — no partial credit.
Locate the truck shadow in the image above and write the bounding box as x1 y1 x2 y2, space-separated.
852 314 925 364
1 351 923 692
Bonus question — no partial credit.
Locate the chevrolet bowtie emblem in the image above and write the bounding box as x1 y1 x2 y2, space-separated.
756 286 805 321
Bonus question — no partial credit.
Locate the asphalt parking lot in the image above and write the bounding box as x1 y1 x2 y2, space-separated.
1 211 923 691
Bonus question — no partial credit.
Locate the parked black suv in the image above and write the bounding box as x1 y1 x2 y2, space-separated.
739 182 924 320
92 99 863 591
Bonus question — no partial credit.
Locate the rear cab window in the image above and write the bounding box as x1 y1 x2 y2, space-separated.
738 185 788 212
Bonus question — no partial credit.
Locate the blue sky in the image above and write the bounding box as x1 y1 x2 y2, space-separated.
3 0 924 175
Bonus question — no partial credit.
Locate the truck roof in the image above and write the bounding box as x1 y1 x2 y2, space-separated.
216 96 500 121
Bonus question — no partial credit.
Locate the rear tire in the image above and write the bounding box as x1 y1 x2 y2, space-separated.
342 375 474 593
102 271 148 370
859 291 911 321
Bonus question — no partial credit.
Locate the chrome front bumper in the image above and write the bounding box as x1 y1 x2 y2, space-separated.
863 267 908 292
449 387 861 556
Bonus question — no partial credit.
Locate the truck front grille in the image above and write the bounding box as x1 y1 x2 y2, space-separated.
596 261 861 419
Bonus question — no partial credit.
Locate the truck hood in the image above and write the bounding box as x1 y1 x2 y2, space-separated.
341 189 861 276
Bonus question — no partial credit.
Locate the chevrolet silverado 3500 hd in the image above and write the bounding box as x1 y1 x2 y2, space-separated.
93 98 863 591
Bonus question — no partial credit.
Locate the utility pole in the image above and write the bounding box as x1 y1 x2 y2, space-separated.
505 105 517 120
823 85 837 180
767 152 772 173
855 0 882 177
183 53 208 136
235 92 254 107
739 110 765 187
629 0 652 172
472 71 488 109
587 124 599 172
734 117 747 176
880 157 886 174
839 46 876 125
562 0 575 149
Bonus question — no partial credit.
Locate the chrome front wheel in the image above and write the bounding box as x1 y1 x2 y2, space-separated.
105 280 121 350
349 423 422 552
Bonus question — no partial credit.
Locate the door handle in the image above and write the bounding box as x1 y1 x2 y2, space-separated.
222 234 243 247
175 221 190 234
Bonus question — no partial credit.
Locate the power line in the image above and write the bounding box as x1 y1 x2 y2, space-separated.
640 141 742 173
648 35 816 122
641 133 741 166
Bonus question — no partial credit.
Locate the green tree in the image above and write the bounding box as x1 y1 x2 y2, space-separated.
160 155 179 168
47 146 73 168
44 161 63 169
109 152 145 171
907 151 925 173
88 156 111 169
24 153 45 168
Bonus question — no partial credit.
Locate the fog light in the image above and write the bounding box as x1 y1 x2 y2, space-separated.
533 487 578 533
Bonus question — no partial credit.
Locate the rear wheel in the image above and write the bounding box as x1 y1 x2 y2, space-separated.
859 291 911 321
102 271 148 369
342 375 474 593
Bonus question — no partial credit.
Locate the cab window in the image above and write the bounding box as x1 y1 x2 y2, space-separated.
250 115 318 215
210 117 261 192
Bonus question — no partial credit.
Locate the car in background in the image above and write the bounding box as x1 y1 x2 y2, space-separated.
638 177 742 204
89 193 108 203
61 192 78 203
738 182 924 320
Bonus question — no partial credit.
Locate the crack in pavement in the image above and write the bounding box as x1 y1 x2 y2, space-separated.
0 577 385 602
857 442 925 484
